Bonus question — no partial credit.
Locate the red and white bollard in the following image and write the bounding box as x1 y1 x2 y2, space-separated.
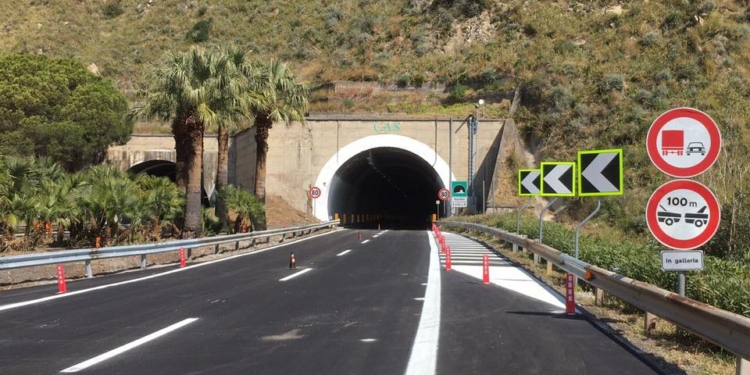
483 255 490 284
566 273 576 315
445 246 452 271
179 247 187 268
56 264 67 294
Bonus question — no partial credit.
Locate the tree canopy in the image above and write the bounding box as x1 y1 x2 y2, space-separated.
0 54 133 171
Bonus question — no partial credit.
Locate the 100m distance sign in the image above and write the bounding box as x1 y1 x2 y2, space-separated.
646 179 720 250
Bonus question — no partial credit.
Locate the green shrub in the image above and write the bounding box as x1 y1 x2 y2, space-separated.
342 99 355 108
102 0 124 19
187 18 212 43
597 74 624 94
197 6 208 17
448 84 468 100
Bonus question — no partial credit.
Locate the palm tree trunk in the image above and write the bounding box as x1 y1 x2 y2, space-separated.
216 124 229 231
254 116 272 203
172 114 189 195
183 111 205 238
253 116 271 231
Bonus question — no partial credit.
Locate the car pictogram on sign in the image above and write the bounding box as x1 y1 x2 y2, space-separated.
684 206 709 227
657 205 681 226
685 142 706 156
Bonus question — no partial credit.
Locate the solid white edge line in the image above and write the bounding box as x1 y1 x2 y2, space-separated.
0 230 339 313
279 268 313 281
404 231 441 375
60 318 198 373
337 250 352 257
362 240 370 244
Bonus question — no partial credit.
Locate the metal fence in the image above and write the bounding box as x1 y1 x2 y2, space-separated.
0 221 339 278
437 221 750 372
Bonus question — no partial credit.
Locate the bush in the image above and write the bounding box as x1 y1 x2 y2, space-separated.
448 84 468 100
597 74 624 94
187 18 212 43
102 0 124 19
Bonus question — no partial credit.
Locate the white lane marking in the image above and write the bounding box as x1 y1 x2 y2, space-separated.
0 230 338 313
362 240 370 244
404 231 441 375
414 297 424 301
361 338 378 343
279 268 313 282
337 250 352 257
373 235 380 238
60 318 198 373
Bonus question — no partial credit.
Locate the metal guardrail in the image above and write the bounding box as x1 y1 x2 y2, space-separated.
0 221 339 276
437 221 750 364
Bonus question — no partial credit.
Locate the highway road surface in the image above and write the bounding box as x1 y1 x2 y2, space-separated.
0 229 660 374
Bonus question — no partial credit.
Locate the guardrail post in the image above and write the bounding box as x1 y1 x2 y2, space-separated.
644 311 657 335
594 287 605 306
533 252 541 264
235 241 240 252
140 254 147 269
215 244 220 255
737 356 749 375
85 260 92 278
546 259 553 275
187 248 192 260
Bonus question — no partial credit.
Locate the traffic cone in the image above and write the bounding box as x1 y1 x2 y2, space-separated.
56 264 67 294
289 252 297 269
358 232 362 241
378 223 381 230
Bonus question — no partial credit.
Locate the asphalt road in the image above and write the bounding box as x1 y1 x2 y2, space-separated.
0 229 659 374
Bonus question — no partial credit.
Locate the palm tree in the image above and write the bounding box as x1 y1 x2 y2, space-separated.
207 47 261 231
136 47 243 238
248 60 309 211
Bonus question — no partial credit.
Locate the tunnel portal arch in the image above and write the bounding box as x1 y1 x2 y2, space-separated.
313 134 455 225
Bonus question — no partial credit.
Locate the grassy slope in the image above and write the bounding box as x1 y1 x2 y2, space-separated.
3 0 750 248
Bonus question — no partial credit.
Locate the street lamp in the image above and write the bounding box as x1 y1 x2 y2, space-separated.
468 99 483 212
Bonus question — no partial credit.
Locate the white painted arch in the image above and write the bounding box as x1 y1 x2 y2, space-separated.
313 134 455 221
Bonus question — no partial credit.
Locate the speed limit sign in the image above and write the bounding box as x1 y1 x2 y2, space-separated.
438 188 450 201
308 186 322 199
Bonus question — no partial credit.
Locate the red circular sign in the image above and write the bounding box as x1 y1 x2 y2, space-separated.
646 107 721 178
646 179 720 250
308 186 321 199
438 188 450 201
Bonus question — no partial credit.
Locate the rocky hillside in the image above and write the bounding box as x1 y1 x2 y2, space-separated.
3 0 750 259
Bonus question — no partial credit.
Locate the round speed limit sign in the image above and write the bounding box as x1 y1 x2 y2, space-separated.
438 188 450 201
308 186 322 199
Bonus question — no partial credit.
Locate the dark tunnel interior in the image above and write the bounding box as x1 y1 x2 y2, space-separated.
328 148 446 229
128 160 177 183
128 160 209 205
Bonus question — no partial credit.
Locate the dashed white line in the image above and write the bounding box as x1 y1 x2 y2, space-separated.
279 268 313 281
0 230 338 313
362 240 370 244
60 318 198 373
337 250 352 257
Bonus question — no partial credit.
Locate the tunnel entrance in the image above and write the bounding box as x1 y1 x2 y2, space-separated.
128 160 209 205
128 160 177 183
328 147 445 229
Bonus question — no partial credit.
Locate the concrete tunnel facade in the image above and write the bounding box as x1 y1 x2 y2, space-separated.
313 134 454 226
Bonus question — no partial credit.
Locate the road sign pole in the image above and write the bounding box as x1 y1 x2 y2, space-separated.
538 198 558 244
449 118 453 217
516 199 532 233
678 271 686 297
575 198 601 259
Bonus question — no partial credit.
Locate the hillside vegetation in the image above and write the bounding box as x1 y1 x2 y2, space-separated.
2 0 750 261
